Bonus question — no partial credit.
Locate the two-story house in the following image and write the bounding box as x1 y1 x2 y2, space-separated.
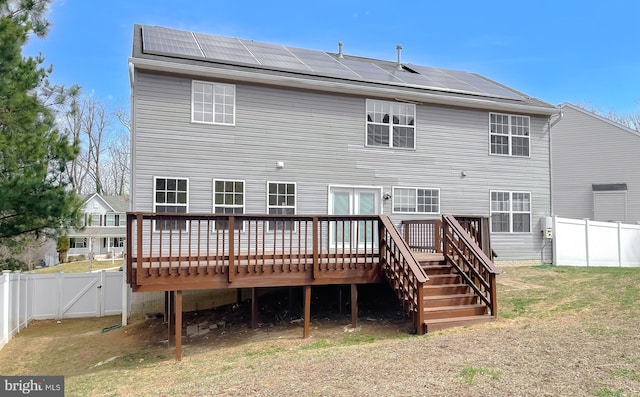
67 193 128 258
126 25 558 358
129 25 558 261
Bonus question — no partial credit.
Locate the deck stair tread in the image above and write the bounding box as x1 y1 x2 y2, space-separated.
424 293 476 301
416 254 495 333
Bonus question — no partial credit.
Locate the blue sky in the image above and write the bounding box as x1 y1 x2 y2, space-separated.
24 0 640 114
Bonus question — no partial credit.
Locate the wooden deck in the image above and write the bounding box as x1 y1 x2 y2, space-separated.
126 213 498 361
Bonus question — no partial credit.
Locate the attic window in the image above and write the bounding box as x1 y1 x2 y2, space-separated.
366 99 416 149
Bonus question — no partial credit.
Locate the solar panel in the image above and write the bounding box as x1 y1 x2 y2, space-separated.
336 58 405 84
140 25 526 101
241 40 310 72
288 47 359 79
193 33 260 66
374 63 449 89
444 70 524 100
142 26 203 58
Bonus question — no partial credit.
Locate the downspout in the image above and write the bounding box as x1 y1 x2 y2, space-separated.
548 108 563 217
543 108 563 263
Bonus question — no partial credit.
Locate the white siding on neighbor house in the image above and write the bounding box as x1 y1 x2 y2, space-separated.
132 71 552 260
552 104 640 223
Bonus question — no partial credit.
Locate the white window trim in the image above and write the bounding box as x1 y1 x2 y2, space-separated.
266 181 297 232
391 186 440 215
153 176 189 231
213 179 246 232
191 80 236 126
488 112 531 158
490 190 532 234
365 99 416 150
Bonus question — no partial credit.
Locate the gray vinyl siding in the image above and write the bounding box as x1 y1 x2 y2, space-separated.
552 105 640 224
132 70 552 260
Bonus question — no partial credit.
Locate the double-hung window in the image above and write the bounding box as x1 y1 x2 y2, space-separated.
154 177 188 230
490 191 531 233
392 187 440 214
366 99 416 149
267 182 296 231
489 113 530 157
106 214 123 227
214 180 244 230
192 80 235 125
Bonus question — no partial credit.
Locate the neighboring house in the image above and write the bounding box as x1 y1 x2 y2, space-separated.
129 24 558 261
67 193 129 257
552 103 640 223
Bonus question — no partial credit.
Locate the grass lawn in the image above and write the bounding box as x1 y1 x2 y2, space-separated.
1 265 639 396
29 259 123 274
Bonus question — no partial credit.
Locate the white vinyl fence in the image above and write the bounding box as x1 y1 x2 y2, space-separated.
553 216 640 267
1 270 126 351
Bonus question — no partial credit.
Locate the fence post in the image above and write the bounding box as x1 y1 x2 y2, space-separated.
2 271 10 346
122 268 128 326
618 222 623 267
98 270 106 317
56 271 63 320
15 271 20 334
552 216 558 266
584 219 590 267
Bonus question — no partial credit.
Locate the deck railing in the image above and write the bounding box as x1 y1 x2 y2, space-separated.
378 216 428 334
399 219 442 252
400 216 494 259
126 212 429 333
126 212 382 287
441 214 499 315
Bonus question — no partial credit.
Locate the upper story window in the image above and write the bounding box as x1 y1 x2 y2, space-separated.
267 182 296 231
366 99 415 149
214 180 244 230
154 177 188 230
192 81 235 125
392 187 440 214
489 113 530 157
106 213 125 227
490 191 531 233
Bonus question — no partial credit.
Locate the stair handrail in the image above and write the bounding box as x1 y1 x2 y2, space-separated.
442 214 498 315
378 215 428 334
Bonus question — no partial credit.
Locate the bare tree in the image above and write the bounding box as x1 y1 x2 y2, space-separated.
81 97 109 194
58 94 132 195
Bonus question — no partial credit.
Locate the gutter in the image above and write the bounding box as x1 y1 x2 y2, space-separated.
129 57 560 116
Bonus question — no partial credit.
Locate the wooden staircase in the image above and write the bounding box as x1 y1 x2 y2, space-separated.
419 257 495 333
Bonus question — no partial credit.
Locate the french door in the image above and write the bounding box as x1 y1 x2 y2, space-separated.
329 186 382 247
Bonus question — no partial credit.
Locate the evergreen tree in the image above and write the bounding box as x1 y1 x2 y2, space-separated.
0 0 82 240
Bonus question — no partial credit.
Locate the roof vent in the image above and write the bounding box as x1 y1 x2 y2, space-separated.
338 41 344 59
396 44 403 70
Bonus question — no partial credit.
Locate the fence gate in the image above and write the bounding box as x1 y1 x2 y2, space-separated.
31 271 123 320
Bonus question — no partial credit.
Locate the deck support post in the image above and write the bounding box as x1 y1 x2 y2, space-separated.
251 288 258 329
303 285 311 338
175 290 183 361
167 291 175 345
350 284 358 329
